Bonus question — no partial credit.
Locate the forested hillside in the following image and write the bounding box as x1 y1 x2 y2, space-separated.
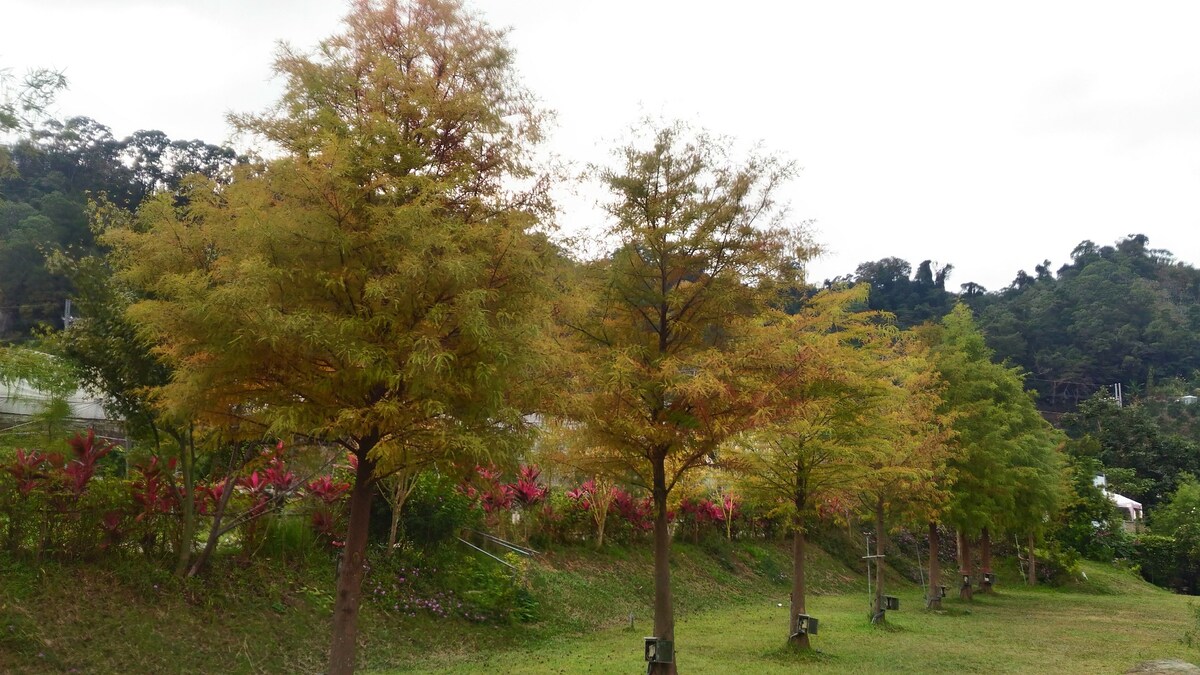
0 117 237 339
846 234 1200 412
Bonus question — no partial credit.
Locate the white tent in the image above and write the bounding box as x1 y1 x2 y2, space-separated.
1093 475 1143 522
1107 491 1143 522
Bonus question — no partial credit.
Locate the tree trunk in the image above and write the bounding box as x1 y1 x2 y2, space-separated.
329 450 377 675
979 527 993 593
188 476 236 577
788 518 809 649
872 497 887 623
957 530 973 600
386 474 407 556
650 456 677 675
1027 532 1037 586
927 521 942 610
968 537 980 582
173 428 195 577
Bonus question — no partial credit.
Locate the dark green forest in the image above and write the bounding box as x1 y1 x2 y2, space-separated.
849 241 1200 409
0 116 238 338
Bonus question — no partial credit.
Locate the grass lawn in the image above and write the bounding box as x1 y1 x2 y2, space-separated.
1 537 1195 673
390 562 1200 674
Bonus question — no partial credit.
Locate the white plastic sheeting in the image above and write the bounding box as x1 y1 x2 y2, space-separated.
0 378 112 421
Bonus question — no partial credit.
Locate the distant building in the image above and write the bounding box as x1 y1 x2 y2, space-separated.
1178 395 1198 405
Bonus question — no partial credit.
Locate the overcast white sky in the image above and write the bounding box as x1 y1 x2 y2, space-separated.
5 0 1200 290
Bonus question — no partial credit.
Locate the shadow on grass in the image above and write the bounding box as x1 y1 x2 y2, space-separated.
925 606 974 617
764 642 837 666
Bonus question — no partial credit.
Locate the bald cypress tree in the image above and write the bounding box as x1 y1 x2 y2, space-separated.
556 123 810 674
106 2 553 671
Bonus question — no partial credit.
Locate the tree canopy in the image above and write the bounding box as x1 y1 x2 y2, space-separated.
555 121 810 672
104 0 555 671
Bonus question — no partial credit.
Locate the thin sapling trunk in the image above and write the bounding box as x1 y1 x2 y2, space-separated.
872 497 887 624
979 527 993 593
174 428 196 577
927 521 942 610
1027 532 1037 586
957 529 973 600
188 476 236 578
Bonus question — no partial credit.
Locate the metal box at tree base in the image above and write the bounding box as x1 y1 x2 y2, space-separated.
884 595 900 611
644 637 674 664
983 572 996 586
792 614 819 636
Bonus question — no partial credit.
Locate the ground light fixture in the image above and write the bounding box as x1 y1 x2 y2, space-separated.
644 637 673 666
792 613 819 637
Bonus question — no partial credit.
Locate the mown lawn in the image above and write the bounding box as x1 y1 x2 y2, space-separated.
389 563 1200 674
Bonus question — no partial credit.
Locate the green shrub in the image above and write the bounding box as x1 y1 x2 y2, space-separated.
400 471 480 548
529 491 589 548
453 551 535 623
1034 540 1083 586
1133 533 1200 594
261 514 319 559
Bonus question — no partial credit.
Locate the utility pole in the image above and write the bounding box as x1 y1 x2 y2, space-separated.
62 299 75 329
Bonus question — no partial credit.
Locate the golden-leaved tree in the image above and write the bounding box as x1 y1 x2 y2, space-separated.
556 123 810 675
851 329 953 620
732 286 895 648
105 1 553 672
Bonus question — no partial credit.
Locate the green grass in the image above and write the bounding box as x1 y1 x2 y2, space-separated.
0 538 1195 674
394 561 1199 674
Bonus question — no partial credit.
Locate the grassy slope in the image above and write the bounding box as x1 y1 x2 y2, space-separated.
418 560 1200 675
0 538 1195 674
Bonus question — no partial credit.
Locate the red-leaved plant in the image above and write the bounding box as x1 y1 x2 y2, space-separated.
466 465 514 515
62 429 115 496
131 456 180 521
307 476 351 504
195 478 232 516
305 475 351 546
612 487 654 532
4 448 51 497
509 464 547 507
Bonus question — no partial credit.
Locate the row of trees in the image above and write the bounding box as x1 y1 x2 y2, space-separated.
2 2 1068 672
